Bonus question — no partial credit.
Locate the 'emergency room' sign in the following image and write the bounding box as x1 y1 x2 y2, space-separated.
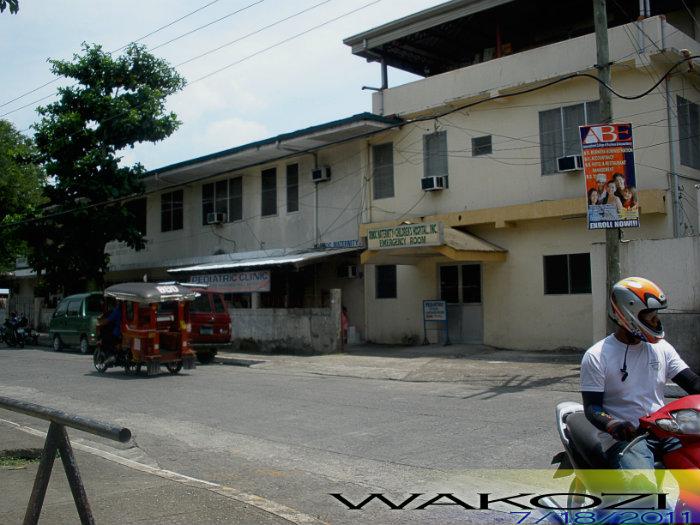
367 222 444 250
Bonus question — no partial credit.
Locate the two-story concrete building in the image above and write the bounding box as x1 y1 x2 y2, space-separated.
343 0 700 350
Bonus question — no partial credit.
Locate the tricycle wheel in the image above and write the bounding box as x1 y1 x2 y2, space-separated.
93 349 108 373
166 362 182 375
52 335 62 352
196 352 215 364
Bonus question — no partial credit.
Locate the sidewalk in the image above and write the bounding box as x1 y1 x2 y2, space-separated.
217 342 585 392
0 423 301 525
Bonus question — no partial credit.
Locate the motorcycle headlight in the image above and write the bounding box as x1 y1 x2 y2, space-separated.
671 409 700 435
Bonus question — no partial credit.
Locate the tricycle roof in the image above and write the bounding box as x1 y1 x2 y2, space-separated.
104 283 199 304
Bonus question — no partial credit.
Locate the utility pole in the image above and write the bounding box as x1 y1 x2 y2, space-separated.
593 0 620 330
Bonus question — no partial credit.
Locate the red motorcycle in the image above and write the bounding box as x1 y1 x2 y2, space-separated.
554 395 700 523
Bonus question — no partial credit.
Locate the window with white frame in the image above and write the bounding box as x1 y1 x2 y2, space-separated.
261 168 277 216
677 96 700 169
372 143 394 199
539 101 600 175
423 131 448 183
201 177 242 225
286 164 299 213
471 135 492 156
161 190 183 232
543 253 591 294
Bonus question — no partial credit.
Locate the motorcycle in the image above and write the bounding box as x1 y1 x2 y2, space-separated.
2 318 21 347
553 395 700 522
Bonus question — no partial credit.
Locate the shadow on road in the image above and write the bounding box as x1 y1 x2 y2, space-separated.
344 344 583 365
439 372 582 399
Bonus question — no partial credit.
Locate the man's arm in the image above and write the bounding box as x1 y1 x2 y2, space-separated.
672 368 700 395
582 391 636 441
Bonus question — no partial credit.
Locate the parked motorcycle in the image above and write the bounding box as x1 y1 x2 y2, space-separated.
2 318 21 347
553 395 700 522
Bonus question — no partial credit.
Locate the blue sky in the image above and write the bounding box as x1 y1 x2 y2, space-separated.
0 0 445 170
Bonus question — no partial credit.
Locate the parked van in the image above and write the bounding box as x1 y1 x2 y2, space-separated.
49 292 104 354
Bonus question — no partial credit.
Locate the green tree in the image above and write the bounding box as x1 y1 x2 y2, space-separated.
26 43 185 293
0 120 44 271
0 0 19 14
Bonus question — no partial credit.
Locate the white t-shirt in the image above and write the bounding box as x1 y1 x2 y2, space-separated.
580 334 688 427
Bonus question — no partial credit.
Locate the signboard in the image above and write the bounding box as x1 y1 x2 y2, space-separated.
189 271 271 293
423 300 447 321
580 123 639 229
317 240 364 249
367 222 444 250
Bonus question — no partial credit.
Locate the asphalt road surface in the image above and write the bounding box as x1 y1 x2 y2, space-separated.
0 346 581 524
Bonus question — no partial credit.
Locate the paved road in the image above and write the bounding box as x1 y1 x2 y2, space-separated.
0 346 581 524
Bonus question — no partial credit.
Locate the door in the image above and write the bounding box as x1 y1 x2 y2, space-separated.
439 264 483 344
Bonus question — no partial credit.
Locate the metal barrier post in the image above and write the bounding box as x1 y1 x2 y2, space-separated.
0 396 130 525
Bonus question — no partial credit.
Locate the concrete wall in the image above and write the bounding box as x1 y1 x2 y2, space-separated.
230 289 342 354
592 235 700 369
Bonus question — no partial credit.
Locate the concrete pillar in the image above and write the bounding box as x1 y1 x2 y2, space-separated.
251 293 260 309
33 297 43 330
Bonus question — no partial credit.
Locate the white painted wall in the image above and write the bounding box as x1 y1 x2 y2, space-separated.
374 17 697 119
107 141 367 271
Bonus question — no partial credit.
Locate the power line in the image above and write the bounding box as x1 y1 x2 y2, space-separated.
4 55 698 235
148 0 265 53
0 0 227 110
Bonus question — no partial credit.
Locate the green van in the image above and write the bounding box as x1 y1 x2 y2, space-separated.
49 292 104 354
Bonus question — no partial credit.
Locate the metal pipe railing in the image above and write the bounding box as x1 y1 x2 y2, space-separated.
0 396 131 442
0 396 133 525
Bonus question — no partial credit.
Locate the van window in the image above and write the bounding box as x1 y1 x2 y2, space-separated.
212 294 226 313
67 300 81 316
54 300 69 317
191 293 211 313
85 295 103 314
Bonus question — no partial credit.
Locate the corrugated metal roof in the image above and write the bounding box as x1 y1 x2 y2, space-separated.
167 247 359 273
144 112 402 186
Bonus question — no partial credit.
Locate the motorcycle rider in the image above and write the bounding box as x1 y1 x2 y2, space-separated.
580 277 700 472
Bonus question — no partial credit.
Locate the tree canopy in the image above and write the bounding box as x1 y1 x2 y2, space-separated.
26 43 185 293
0 120 44 271
0 0 19 14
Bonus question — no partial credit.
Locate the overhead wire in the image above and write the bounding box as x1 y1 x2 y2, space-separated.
0 0 228 110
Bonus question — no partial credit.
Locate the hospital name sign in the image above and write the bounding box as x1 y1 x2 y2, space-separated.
367 222 443 250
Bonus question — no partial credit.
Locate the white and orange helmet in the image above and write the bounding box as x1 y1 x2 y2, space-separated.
609 277 667 343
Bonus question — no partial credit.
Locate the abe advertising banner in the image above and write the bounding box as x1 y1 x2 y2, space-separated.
580 123 639 230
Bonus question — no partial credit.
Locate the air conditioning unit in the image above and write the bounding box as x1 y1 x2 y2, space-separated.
206 212 227 224
421 175 446 191
311 166 331 183
557 155 584 172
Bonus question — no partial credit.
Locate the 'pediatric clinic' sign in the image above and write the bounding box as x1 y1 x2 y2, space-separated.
367 222 444 250
580 123 640 230
189 271 271 293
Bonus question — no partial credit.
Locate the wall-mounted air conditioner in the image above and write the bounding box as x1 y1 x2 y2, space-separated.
557 155 584 172
312 166 331 183
421 175 446 191
206 212 227 224
338 264 359 278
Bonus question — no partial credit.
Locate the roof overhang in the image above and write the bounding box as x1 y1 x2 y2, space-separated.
167 247 360 274
343 0 690 77
144 113 402 190
361 226 506 265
